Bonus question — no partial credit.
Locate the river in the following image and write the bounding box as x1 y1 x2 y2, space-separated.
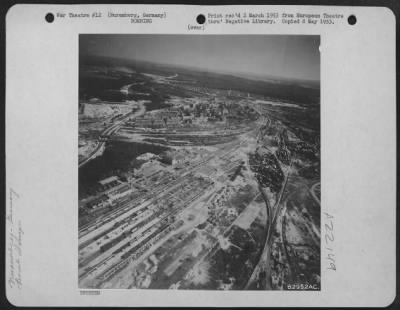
78 140 170 199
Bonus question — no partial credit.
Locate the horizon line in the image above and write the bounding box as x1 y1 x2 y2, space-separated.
81 53 321 85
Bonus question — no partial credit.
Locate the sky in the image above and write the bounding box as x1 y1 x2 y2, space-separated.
80 34 320 81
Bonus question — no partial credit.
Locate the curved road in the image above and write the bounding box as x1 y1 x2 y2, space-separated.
310 182 321 206
244 161 292 289
79 103 145 168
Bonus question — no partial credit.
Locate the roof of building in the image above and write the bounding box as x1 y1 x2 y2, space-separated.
98 176 119 186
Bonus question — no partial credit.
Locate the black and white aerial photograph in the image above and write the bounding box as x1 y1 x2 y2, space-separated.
78 34 321 290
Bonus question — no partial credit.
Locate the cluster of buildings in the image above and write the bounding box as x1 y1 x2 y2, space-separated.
130 109 185 129
270 240 290 289
206 186 238 228
269 206 320 291
83 176 136 211
249 151 284 193
124 97 258 132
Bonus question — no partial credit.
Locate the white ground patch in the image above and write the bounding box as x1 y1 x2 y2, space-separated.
185 261 211 286
78 139 97 159
234 202 262 230
285 213 304 244
82 102 134 119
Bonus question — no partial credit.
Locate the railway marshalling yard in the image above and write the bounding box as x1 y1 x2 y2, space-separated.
78 69 321 290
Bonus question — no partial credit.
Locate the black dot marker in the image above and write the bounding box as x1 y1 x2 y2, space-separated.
348 15 357 25
45 13 55 23
197 14 206 25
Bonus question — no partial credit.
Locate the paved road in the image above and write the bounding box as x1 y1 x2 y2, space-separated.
79 103 145 168
244 161 292 289
310 182 321 206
